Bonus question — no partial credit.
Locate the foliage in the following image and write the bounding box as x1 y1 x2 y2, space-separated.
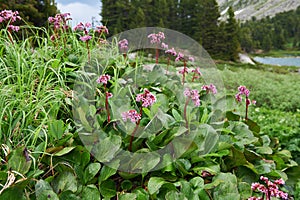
240 6 300 52
0 12 299 200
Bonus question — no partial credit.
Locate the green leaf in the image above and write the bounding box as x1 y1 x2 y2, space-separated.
81 185 101 200
91 135 121 162
98 163 118 183
54 147 75 156
48 119 65 140
35 180 54 197
165 191 187 200
172 109 182 121
99 179 116 198
7 147 31 174
132 187 149 200
119 193 137 200
212 173 240 200
238 182 252 199
121 180 133 191
52 171 77 193
59 191 80 200
83 163 101 184
148 177 166 195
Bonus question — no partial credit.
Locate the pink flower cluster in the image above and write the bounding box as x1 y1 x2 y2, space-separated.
119 39 128 52
165 48 177 56
235 85 256 105
95 25 109 34
136 89 156 108
122 110 141 123
161 42 168 49
192 67 202 76
74 22 92 42
148 32 165 44
48 13 71 31
201 84 217 94
0 10 21 32
179 67 188 75
97 74 111 85
248 176 288 200
175 52 184 62
184 88 200 106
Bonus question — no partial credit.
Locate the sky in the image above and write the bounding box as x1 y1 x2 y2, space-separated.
56 0 102 26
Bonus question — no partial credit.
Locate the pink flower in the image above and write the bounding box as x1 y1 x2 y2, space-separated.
74 22 84 31
119 39 128 52
80 35 92 42
161 42 168 49
136 89 156 108
8 25 19 32
184 88 200 106
179 67 188 74
106 92 113 98
165 48 177 56
192 67 202 75
148 32 165 44
122 110 141 123
238 85 250 97
274 178 285 185
97 74 111 85
0 10 21 23
48 13 71 31
235 93 242 102
188 56 195 62
95 25 109 34
202 84 217 94
175 52 184 62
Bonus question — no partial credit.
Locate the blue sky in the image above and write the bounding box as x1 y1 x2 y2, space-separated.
56 0 102 26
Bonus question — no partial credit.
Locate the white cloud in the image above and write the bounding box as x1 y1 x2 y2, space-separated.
57 2 102 26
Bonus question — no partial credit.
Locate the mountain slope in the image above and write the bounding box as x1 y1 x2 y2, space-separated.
218 0 300 20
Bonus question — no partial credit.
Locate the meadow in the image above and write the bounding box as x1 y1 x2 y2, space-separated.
0 12 299 200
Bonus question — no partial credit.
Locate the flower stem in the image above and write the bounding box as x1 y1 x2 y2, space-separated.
128 107 142 151
105 92 111 123
86 41 90 63
155 45 159 64
184 97 190 130
182 60 187 85
245 97 249 121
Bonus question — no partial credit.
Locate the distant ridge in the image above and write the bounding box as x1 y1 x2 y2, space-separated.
218 0 300 20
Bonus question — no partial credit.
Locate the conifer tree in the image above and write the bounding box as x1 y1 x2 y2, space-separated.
223 6 240 61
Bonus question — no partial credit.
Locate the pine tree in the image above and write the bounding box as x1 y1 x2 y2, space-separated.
129 7 146 29
197 0 221 58
223 6 240 61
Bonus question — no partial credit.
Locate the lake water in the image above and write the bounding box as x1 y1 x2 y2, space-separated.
253 56 300 67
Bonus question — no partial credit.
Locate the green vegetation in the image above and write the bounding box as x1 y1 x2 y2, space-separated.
240 6 300 52
0 10 299 199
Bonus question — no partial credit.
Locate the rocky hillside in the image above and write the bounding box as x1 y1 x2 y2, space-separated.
218 0 300 20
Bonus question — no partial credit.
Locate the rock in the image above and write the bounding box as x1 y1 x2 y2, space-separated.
239 53 255 65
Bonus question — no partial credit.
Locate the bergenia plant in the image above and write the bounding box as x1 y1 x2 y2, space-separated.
95 25 109 44
122 89 156 151
165 47 177 73
74 22 92 62
0 10 21 43
248 176 288 200
97 74 113 123
201 84 217 94
118 39 128 58
175 52 188 85
191 67 202 82
48 13 71 41
183 88 201 129
235 85 256 120
148 32 165 64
